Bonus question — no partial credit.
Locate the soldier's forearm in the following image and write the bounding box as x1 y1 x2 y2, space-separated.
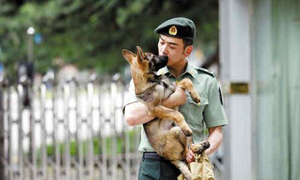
161 97 178 108
206 126 223 155
124 102 155 126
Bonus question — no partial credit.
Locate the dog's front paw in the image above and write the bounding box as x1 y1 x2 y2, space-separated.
193 95 201 105
191 93 201 105
191 140 210 154
182 126 193 137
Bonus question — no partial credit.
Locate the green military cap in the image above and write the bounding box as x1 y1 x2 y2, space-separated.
154 17 196 41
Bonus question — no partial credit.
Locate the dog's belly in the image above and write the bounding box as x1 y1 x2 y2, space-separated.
144 118 174 136
143 118 184 156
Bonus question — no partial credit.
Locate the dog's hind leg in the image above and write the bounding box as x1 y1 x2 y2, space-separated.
148 105 193 136
161 126 188 160
176 78 201 104
171 160 192 180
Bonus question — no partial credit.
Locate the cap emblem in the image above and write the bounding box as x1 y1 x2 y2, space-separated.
169 26 177 36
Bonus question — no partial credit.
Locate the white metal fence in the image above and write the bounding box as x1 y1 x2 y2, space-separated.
0 78 141 180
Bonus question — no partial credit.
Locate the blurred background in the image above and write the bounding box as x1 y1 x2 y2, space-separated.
0 0 299 180
0 0 219 82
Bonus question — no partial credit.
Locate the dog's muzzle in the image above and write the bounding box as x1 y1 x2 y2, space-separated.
158 55 168 64
151 54 168 71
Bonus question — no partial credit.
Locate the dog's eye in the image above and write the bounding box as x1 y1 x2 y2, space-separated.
150 62 155 68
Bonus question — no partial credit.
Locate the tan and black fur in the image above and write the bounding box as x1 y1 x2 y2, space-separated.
123 46 201 180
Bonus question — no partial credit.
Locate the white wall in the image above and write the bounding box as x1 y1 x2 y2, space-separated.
219 0 253 179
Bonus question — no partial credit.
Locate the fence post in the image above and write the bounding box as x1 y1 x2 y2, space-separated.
87 81 95 180
27 80 36 180
0 80 5 180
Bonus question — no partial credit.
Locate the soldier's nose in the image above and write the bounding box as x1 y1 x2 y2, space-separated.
160 45 168 55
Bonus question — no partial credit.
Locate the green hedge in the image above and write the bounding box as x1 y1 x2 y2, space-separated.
44 130 139 157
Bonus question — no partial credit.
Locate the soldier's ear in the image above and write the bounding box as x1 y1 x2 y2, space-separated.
122 49 136 64
184 45 193 57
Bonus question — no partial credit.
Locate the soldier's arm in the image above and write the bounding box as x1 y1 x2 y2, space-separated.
124 86 187 126
124 102 154 126
186 126 223 163
206 126 223 155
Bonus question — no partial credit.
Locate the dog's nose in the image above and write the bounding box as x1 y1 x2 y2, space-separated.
160 55 168 63
163 55 168 61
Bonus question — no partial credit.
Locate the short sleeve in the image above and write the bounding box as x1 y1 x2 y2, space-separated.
203 78 228 128
122 80 138 113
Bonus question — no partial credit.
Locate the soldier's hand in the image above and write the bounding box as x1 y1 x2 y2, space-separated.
186 148 195 163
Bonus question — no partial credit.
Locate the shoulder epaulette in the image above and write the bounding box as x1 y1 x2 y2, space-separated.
194 66 215 77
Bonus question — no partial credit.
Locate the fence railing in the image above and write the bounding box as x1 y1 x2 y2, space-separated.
0 78 141 180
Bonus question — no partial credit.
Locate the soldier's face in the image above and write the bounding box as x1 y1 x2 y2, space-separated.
158 35 186 67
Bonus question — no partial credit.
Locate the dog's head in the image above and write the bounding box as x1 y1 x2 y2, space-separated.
122 46 168 73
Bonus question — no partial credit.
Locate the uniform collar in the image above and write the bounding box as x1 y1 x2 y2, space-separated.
157 61 196 78
184 61 197 78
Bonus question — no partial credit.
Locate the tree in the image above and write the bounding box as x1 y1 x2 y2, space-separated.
0 0 219 78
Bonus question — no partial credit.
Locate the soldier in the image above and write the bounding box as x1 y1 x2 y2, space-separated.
123 17 228 180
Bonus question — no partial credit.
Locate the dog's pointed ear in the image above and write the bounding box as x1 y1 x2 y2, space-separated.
136 46 146 63
122 49 136 64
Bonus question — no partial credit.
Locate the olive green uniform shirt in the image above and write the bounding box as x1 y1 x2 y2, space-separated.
123 62 228 152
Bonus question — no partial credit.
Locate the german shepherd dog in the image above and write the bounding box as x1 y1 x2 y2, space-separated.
123 46 206 180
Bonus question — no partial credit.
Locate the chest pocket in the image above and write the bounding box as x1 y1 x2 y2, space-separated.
186 95 209 125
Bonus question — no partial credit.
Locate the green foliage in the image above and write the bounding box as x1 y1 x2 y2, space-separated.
45 130 138 157
0 0 219 77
